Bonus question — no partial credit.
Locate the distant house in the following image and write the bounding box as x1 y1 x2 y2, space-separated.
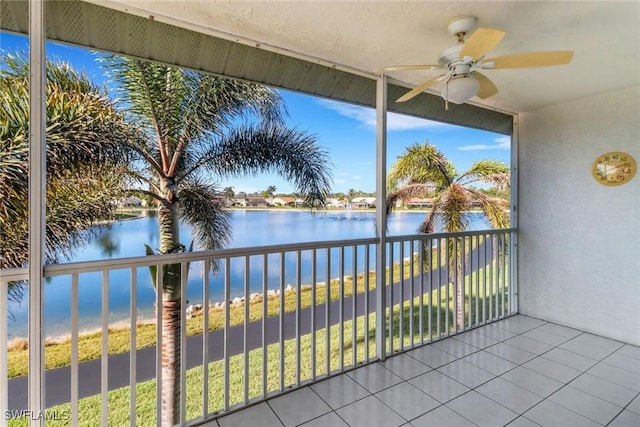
118 196 143 208
350 197 376 209
405 198 433 208
271 196 295 206
232 198 247 207
327 198 344 208
246 197 268 207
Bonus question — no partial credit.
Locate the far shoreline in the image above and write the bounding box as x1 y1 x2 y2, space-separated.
116 206 472 216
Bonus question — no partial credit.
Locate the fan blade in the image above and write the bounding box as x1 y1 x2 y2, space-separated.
471 71 499 99
396 74 447 102
460 28 506 61
482 51 574 69
374 64 443 72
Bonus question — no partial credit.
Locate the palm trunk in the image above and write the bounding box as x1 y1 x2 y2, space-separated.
158 205 182 426
456 255 464 330
448 237 464 330
161 298 181 426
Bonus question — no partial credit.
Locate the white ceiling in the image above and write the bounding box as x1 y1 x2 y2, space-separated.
96 0 640 114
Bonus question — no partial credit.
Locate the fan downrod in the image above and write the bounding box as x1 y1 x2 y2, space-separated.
438 16 479 65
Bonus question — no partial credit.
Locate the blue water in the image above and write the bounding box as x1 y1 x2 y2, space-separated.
7 210 491 338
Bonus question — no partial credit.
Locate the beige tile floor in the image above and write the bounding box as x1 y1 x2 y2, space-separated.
204 315 640 426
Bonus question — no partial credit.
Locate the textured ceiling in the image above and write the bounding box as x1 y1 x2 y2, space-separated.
92 0 640 113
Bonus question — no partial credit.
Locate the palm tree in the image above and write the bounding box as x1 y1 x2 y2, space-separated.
102 56 332 425
0 52 134 299
265 185 277 204
387 142 509 329
222 186 235 199
347 188 356 208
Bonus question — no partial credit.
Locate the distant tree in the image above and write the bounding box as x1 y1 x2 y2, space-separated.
347 188 356 202
387 142 510 329
476 185 509 201
291 191 300 208
223 186 235 200
263 185 277 204
136 190 157 207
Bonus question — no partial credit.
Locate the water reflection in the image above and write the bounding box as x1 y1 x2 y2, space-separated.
97 232 120 257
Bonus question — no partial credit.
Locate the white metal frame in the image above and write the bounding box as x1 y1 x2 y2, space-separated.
375 74 388 361
28 1 46 425
510 114 519 314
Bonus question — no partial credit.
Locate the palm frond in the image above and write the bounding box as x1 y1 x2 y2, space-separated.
458 160 510 189
177 182 232 251
418 204 439 234
386 183 436 216
184 71 286 131
1 51 134 272
200 125 332 208
466 188 510 229
388 142 452 188
101 57 286 170
435 184 472 233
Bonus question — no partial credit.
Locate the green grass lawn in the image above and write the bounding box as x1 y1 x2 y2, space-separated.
7 271 375 378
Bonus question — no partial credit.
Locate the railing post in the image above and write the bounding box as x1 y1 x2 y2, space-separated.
510 115 519 314
28 0 46 425
0 278 7 427
375 74 388 361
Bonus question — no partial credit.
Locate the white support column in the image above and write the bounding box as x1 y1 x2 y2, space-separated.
375 75 388 361
28 0 46 425
510 115 519 314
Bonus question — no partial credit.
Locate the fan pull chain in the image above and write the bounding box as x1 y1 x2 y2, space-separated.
443 81 449 110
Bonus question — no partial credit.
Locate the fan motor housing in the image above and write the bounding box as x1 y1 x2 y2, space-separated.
450 63 472 77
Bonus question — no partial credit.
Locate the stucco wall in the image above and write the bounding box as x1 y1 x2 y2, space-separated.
518 86 640 345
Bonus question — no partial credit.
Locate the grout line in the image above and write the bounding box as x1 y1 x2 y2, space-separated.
543 384 624 426
265 399 288 426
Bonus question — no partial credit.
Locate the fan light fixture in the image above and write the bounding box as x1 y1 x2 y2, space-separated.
441 75 479 104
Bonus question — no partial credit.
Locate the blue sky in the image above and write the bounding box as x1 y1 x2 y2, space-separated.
1 32 510 194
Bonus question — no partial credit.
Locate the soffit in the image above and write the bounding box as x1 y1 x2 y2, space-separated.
0 0 513 135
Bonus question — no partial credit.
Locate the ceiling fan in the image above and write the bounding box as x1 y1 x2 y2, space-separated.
376 16 574 109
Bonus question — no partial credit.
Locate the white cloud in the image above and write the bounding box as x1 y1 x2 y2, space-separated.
458 135 511 151
316 99 449 131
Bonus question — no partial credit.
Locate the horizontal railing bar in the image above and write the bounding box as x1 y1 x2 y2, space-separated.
41 237 380 276
385 228 516 243
0 268 29 283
